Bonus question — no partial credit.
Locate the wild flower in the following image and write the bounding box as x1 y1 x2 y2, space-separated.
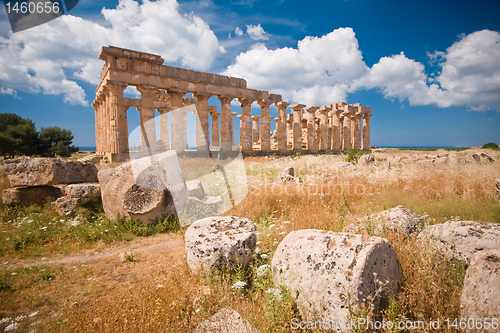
256 264 270 277
0 318 11 324
231 281 247 291
260 254 269 260
28 312 38 318
4 323 18 331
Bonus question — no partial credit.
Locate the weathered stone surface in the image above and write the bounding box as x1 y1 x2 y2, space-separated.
185 216 257 271
495 178 500 201
63 183 100 198
358 154 375 165
471 152 494 163
4 158 98 187
98 151 187 223
186 180 205 199
53 196 91 214
271 230 402 321
194 309 260 333
460 250 500 332
2 186 63 206
344 205 424 236
278 166 296 183
418 221 500 264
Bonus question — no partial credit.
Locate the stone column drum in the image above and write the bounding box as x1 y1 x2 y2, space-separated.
318 105 330 150
275 101 290 151
137 84 158 153
258 99 272 151
194 93 211 150
362 113 372 151
239 98 253 151
209 106 220 147
342 108 352 150
291 104 305 150
218 96 233 151
252 115 260 146
168 88 186 152
306 106 319 151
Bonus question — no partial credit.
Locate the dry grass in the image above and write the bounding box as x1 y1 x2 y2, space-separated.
1 149 499 332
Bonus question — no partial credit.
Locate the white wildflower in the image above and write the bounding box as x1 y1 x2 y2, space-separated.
40 227 47 231
279 232 285 235
260 254 269 260
255 247 261 254
14 316 25 322
231 281 247 290
256 264 270 277
28 312 38 318
4 322 18 331
0 318 11 324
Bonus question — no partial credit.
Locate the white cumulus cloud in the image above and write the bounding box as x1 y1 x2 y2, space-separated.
224 28 500 112
0 0 224 106
223 28 368 105
235 27 243 36
246 24 269 41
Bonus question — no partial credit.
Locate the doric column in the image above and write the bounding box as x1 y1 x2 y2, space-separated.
362 113 372 151
275 101 290 151
167 88 185 152
286 114 293 131
194 93 211 150
342 107 352 150
218 95 233 151
290 104 305 150
137 85 158 154
106 82 128 154
230 112 237 145
327 111 333 150
331 107 342 150
157 107 170 151
252 116 260 146
209 106 220 147
305 106 319 150
102 87 111 154
318 105 331 150
238 98 253 151
92 94 105 154
257 99 272 151
352 113 362 149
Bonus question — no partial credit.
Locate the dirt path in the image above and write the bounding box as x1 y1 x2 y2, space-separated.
3 233 186 270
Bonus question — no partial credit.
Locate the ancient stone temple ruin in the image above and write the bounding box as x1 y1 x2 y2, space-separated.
92 46 372 162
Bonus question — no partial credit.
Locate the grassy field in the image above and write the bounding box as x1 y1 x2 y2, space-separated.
0 148 499 332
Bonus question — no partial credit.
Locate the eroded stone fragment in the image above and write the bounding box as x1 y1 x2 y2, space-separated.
4 158 98 187
185 216 257 272
271 230 402 321
460 250 500 332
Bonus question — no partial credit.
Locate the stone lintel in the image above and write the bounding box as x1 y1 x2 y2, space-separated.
306 106 319 113
124 98 141 109
290 104 306 110
183 97 198 106
275 101 291 108
100 46 164 65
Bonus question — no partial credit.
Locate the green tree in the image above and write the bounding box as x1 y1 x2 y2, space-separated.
0 113 39 158
482 142 499 150
38 126 79 157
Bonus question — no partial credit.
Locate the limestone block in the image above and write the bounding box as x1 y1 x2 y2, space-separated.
271 230 402 321
278 167 296 183
471 152 494 163
186 180 205 199
64 183 100 198
53 196 92 214
418 221 500 264
194 309 260 333
3 158 98 187
344 205 424 236
358 154 375 165
98 151 187 223
460 250 500 332
2 186 63 206
185 216 257 271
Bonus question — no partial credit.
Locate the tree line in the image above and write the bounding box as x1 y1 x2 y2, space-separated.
0 113 79 159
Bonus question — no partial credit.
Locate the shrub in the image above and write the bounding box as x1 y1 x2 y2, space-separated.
482 142 499 150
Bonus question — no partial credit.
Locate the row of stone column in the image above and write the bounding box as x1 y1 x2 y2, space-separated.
93 84 372 156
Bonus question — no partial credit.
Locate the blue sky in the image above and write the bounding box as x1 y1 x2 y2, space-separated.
1 0 499 148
